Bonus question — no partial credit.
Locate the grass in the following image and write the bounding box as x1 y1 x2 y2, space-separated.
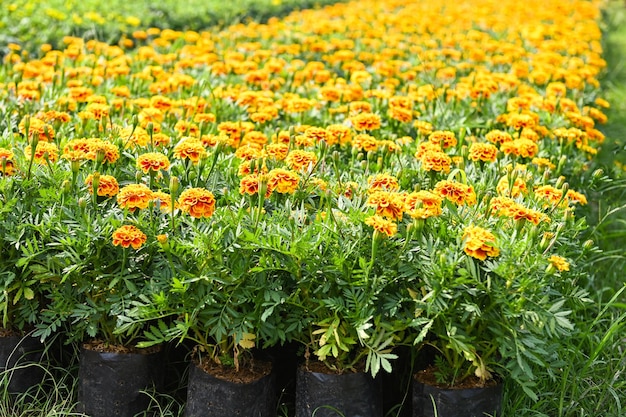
1 1 626 416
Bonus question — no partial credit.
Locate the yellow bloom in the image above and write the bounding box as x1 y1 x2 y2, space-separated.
462 225 500 261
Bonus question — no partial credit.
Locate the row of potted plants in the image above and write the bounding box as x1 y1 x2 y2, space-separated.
0 0 610 415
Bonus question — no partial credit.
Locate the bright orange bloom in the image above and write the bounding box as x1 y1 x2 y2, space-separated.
420 150 452 173
239 173 268 196
117 184 154 212
462 225 499 261
404 191 443 219
177 188 216 218
152 191 173 212
137 152 170 173
496 176 528 198
468 142 498 162
24 142 59 164
85 173 119 197
286 150 318 171
173 138 207 163
112 225 147 250
367 191 405 220
490 196 547 225
0 148 16 175
267 168 300 194
434 180 476 206
351 112 381 131
365 215 397 237
367 173 400 192
428 131 457 148
500 138 538 158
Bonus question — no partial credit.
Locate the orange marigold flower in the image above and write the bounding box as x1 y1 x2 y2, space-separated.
490 196 547 225
351 112 381 131
177 188 216 218
534 185 564 206
531 157 556 170
239 173 268 196
112 225 147 250
428 131 457 148
367 173 400 192
19 117 55 142
367 191 405 220
485 130 513 145
365 215 397 237
0 148 16 175
265 143 289 160
117 184 154 212
325 124 351 146
286 150 318 172
500 138 538 159
267 168 300 194
566 190 587 205
173 137 207 163
352 134 379 152
119 126 150 148
388 106 413 123
404 191 442 219
137 152 170 173
496 176 528 198
85 173 119 197
462 225 499 261
24 142 59 164
420 150 451 173
413 120 433 136
468 142 498 162
434 180 476 206
548 255 570 272
235 145 263 161
152 191 172 212
414 141 442 159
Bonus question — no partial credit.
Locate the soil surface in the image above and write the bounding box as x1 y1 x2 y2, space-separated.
0 328 24 337
196 355 272 384
414 365 500 389
82 339 161 355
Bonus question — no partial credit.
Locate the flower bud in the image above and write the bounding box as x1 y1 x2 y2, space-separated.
78 197 88 209
592 168 604 180
545 264 556 274
170 176 180 195
583 239 594 250
62 180 71 193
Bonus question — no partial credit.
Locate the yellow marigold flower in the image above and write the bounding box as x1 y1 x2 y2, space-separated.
24 142 59 164
365 215 397 237
235 145 263 161
352 134 379 152
388 106 413 123
112 225 147 250
500 138 538 158
413 120 433 136
485 130 513 145
193 113 217 124
351 112 381 131
267 168 299 194
420 149 452 173
468 142 498 162
566 190 587 205
239 173 267 196
534 185 564 206
19 117 55 142
242 131 269 148
117 184 154 212
119 126 150 149
594 98 610 109
304 127 328 144
434 180 476 206
462 225 499 261
367 191 405 220
0 148 16 176
428 130 457 148
496 176 528 198
490 196 547 225
325 124 351 146
367 173 400 192
404 191 443 219
265 143 289 160
173 138 207 163
349 101 373 115
531 157 556 170
177 188 216 218
137 152 170 173
286 150 318 171
85 173 119 197
548 255 570 272
414 141 442 159
152 191 172 212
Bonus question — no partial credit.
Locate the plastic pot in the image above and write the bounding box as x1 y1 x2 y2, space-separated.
412 378 503 417
0 334 44 395
76 346 164 417
185 360 276 417
296 365 383 417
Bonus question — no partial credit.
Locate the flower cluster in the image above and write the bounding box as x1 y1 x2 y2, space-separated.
0 0 606 393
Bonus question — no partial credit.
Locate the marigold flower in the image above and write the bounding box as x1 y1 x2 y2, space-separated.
434 180 476 206
239 173 268 196
566 189 587 205
112 225 147 250
420 150 452 173
351 112 381 131
86 139 120 164
367 191 405 220
24 142 59 164
468 142 498 162
178 188 216 218
85 173 119 197
500 138 538 159
548 255 570 272
367 173 400 192
0 148 16 175
352 134 379 152
365 215 397 237
485 130 513 145
117 184 154 212
235 145 263 161
152 191 172 212
267 168 300 194
286 150 318 171
534 185 564 206
490 196 547 225
404 191 443 219
265 143 289 160
428 130 457 148
137 152 170 173
496 176 528 197
173 137 207 163
462 225 500 261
